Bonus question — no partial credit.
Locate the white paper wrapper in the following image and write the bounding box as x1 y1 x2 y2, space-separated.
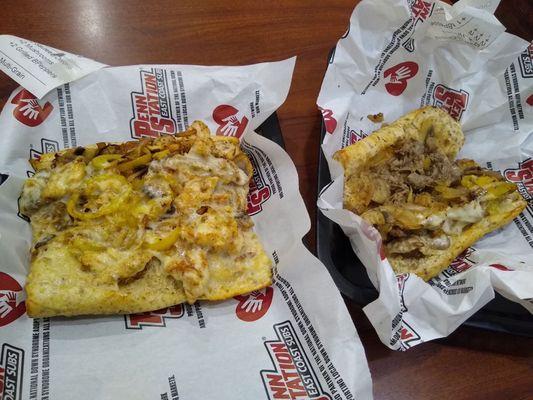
0 38 372 399
317 0 533 350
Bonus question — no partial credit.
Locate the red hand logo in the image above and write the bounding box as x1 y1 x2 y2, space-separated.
0 272 26 327
234 287 274 322
319 107 337 134
11 89 53 127
384 62 419 96
213 105 249 139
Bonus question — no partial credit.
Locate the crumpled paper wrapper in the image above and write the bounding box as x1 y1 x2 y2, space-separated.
317 0 533 350
0 37 372 399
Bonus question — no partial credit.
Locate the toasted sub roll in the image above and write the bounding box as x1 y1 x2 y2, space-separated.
334 106 526 281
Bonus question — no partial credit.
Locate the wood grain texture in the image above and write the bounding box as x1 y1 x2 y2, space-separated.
0 1 532 399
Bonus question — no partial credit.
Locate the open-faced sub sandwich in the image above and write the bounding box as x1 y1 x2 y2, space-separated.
20 121 272 317
334 106 527 281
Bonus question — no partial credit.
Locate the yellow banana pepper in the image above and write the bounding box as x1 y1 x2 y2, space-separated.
90 154 123 169
117 153 152 172
152 150 169 160
144 224 180 250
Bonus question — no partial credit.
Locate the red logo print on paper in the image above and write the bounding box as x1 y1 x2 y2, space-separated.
130 68 177 139
526 94 533 106
0 343 24 399
262 321 332 400
411 0 433 22
450 249 475 273
247 179 271 216
505 158 533 201
213 105 249 139
490 264 512 271
402 0 434 52
11 89 53 127
243 142 273 216
442 248 476 278
349 129 368 145
342 128 368 147
124 304 184 329
433 84 469 121
384 62 419 96
234 287 273 322
400 321 421 349
0 272 26 328
319 107 337 134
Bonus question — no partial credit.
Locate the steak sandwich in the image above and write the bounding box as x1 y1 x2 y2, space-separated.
334 107 526 280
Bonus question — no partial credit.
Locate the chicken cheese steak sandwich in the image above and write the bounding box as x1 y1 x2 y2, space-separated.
334 106 526 281
20 121 272 317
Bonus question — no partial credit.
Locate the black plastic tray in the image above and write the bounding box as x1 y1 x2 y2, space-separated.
316 121 533 337
256 113 285 148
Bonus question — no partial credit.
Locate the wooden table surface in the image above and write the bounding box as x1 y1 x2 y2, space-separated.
1 1 532 399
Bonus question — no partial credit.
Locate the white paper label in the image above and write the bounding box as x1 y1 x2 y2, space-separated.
0 35 106 98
